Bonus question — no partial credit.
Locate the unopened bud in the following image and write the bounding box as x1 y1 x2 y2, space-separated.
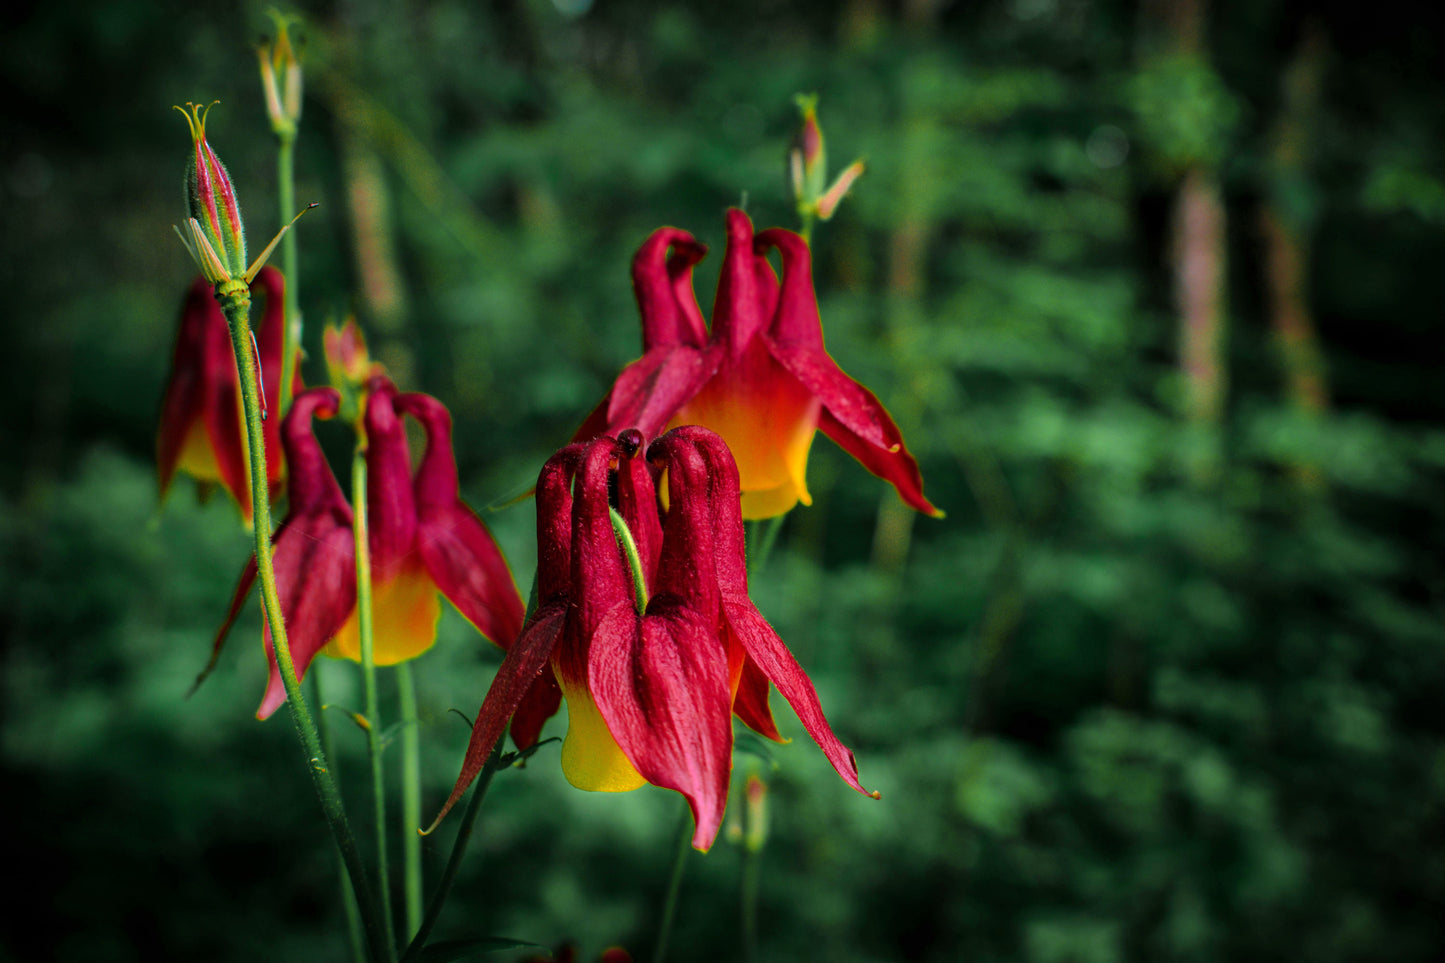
259 11 303 140
323 317 384 423
324 318 379 386
743 772 768 852
789 93 826 205
176 102 247 285
173 102 317 291
786 94 865 229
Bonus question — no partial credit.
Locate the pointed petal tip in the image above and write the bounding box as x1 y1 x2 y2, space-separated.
255 682 286 720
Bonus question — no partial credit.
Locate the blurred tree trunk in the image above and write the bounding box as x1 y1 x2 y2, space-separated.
1175 167 1228 429
1150 0 1229 436
1260 25 1330 485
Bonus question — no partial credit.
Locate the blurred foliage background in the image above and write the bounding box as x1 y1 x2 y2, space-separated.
4 0 1445 960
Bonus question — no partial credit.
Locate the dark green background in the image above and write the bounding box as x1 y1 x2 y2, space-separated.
4 1 1444 960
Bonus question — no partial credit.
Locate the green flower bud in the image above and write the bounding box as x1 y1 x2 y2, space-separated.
259 11 303 140
175 102 247 285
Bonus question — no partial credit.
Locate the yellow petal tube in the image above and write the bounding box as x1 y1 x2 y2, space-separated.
327 559 442 664
176 419 223 483
668 346 821 520
555 666 647 793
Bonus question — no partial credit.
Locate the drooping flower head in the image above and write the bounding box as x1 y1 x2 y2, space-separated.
432 427 875 851
577 209 940 520
205 380 527 720
157 266 300 525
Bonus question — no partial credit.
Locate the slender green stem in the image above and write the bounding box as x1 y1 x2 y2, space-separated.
397 661 424 940
741 845 760 963
352 446 398 960
745 515 786 577
277 134 301 413
216 283 389 963
400 738 507 963
401 577 540 961
314 667 368 963
650 799 694 963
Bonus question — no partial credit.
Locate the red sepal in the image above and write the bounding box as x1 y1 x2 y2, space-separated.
429 444 583 827
679 426 875 798
754 229 940 517
398 392 525 649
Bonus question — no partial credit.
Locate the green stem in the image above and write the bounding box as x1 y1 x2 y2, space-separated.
401 577 541 961
397 661 424 940
745 515 786 577
314 667 368 963
650 799 693 963
400 738 507 963
277 134 301 413
216 283 390 963
741 845 760 963
352 445 398 960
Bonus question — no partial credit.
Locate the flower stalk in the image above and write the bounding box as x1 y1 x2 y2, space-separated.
214 281 390 963
351 440 398 960
650 800 694 963
260 13 305 411
398 660 424 939
400 737 507 963
313 668 369 963
277 135 301 412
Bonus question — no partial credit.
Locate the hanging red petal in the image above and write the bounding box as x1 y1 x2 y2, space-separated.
635 228 708 351
755 228 941 517
399 391 525 648
685 425 876 797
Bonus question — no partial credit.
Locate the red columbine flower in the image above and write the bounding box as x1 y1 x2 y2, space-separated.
157 266 299 526
209 382 526 719
576 209 940 520
432 427 875 851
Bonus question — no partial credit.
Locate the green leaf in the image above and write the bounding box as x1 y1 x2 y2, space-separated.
417 937 539 962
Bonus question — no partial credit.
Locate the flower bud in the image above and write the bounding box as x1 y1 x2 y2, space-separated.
323 317 385 423
743 771 769 852
787 94 865 226
789 93 826 206
259 12 303 140
176 102 247 286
